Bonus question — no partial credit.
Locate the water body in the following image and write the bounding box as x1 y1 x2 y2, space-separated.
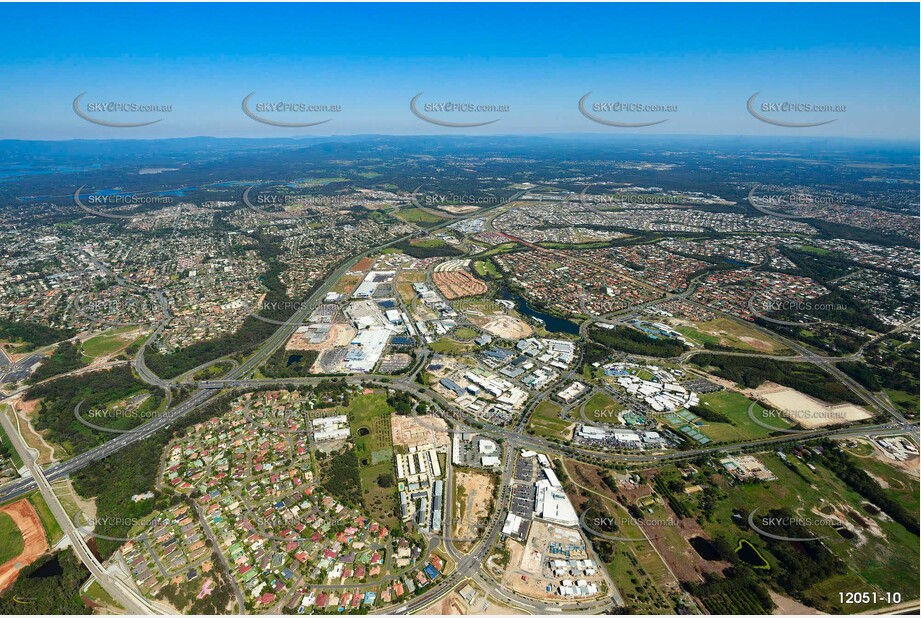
29 555 63 578
499 287 580 335
689 536 720 561
735 539 770 569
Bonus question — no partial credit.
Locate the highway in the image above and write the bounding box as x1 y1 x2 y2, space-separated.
0 192 523 501
0 402 163 614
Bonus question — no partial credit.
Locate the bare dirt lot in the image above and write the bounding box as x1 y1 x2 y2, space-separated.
287 323 356 351
453 470 495 549
769 591 824 615
0 499 50 593
468 314 532 340
433 271 488 300
391 414 450 450
750 382 871 428
435 587 519 615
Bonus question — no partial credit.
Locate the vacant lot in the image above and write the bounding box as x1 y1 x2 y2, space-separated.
81 326 143 359
675 317 787 353
468 314 532 340
697 390 794 441
582 392 623 423
0 499 49 593
526 401 572 439
347 393 399 529
453 469 495 551
751 383 872 428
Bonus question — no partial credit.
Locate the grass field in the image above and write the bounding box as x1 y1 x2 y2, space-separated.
885 389 920 415
430 338 474 355
799 245 833 256
452 326 478 340
332 274 362 295
471 242 518 258
394 207 449 226
84 580 122 610
696 390 795 442
472 259 500 279
81 326 142 359
347 393 399 529
411 237 451 248
191 361 233 381
0 511 25 563
850 452 920 514
583 392 623 423
0 409 25 469
526 401 571 439
677 318 787 353
697 452 920 612
28 492 63 545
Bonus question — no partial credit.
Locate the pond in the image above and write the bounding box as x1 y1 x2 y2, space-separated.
689 536 721 561
29 556 63 579
735 539 770 570
499 287 580 335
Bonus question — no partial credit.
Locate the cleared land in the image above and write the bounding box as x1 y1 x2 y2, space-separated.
0 498 49 593
751 383 872 428
468 314 532 340
452 470 495 551
696 390 795 441
391 414 450 450
675 317 787 353
80 326 143 359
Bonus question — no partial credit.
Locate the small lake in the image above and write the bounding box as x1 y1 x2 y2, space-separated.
735 539 770 570
29 556 63 578
499 287 580 335
689 536 720 561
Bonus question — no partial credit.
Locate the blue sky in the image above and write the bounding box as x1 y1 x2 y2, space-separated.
0 3 917 140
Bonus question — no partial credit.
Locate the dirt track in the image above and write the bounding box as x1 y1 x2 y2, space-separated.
0 499 50 592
